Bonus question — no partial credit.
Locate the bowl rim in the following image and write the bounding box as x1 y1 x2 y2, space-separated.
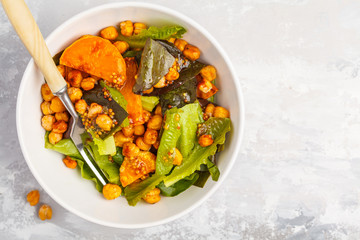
16 1 245 229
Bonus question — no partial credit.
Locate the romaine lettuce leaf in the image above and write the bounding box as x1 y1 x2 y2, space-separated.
133 39 175 93
206 159 220 181
141 96 159 112
193 171 210 188
163 118 230 187
157 172 199 197
112 147 124 166
44 131 81 159
89 130 116 156
116 25 186 48
124 174 165 206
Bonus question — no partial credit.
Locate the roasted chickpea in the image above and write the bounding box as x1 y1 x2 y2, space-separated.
168 37 176 44
134 124 145 136
172 148 183 165
174 39 188 51
183 44 200 61
55 112 69 122
200 65 217 81
154 77 166 88
67 87 83 103
38 204 52 221
153 140 160 150
122 142 140 158
142 110 151 123
81 77 96 91
213 106 230 118
63 156 77 169
41 83 54 101
26 190 40 206
205 103 215 117
57 65 66 78
102 183 122 200
50 97 66 113
143 188 161 204
165 68 179 81
67 70 83 88
198 80 213 93
41 101 54 115
88 103 103 119
41 115 55 131
199 134 213 147
75 99 88 115
147 115 162 130
143 129 158 145
122 125 135 137
133 22 147 35
143 87 153 94
48 131 63 145
96 114 112 131
52 120 68 134
100 26 118 40
120 20 134 36
135 137 151 151
113 41 129 54
197 80 218 99
154 104 162 116
114 131 133 147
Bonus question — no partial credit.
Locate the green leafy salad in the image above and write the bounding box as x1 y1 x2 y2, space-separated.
40 20 231 206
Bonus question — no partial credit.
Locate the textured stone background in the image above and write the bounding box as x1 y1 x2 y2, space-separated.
1 0 360 239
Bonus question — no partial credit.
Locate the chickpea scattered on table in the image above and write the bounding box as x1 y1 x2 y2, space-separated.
26 190 40 206
38 204 52 221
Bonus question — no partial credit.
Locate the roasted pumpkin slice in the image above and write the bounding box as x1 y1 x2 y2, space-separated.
60 35 126 86
121 57 144 125
120 151 156 187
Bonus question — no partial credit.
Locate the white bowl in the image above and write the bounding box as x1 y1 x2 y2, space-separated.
16 2 244 228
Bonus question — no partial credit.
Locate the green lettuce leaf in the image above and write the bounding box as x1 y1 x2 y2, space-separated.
163 118 230 186
206 159 220 181
89 130 116 156
44 131 81 159
141 96 159 112
157 172 199 197
124 174 165 206
133 39 175 93
193 171 210 188
112 147 124 166
116 25 186 48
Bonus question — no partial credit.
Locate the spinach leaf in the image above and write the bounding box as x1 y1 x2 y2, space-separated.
122 50 142 64
157 172 199 197
133 39 175 93
116 25 186 48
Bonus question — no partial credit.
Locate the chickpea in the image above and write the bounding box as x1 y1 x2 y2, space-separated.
75 99 87 115
122 142 140 158
55 112 69 122
136 137 151 151
41 115 55 131
67 87 83 103
165 68 179 81
96 114 112 131
63 156 77 169
41 83 54 101
100 26 119 40
26 190 40 206
56 65 66 78
199 134 213 147
48 131 63 145
143 129 158 145
168 38 176 44
183 44 200 61
200 65 217 81
154 104 162 116
197 80 218 99
50 97 66 113
120 20 134 36
38 204 52 221
102 183 122 200
174 39 188 51
147 115 162 130
205 103 215 117
154 77 166 88
52 120 68 134
113 41 129 54
67 70 83 88
132 22 146 35
198 80 213 93
122 125 135 137
172 148 183 166
213 106 230 118
114 131 132 147
41 101 54 115
143 188 161 204
142 87 153 94
134 124 145 136
153 140 160 150
142 110 151 123
81 77 96 91
88 103 103 119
